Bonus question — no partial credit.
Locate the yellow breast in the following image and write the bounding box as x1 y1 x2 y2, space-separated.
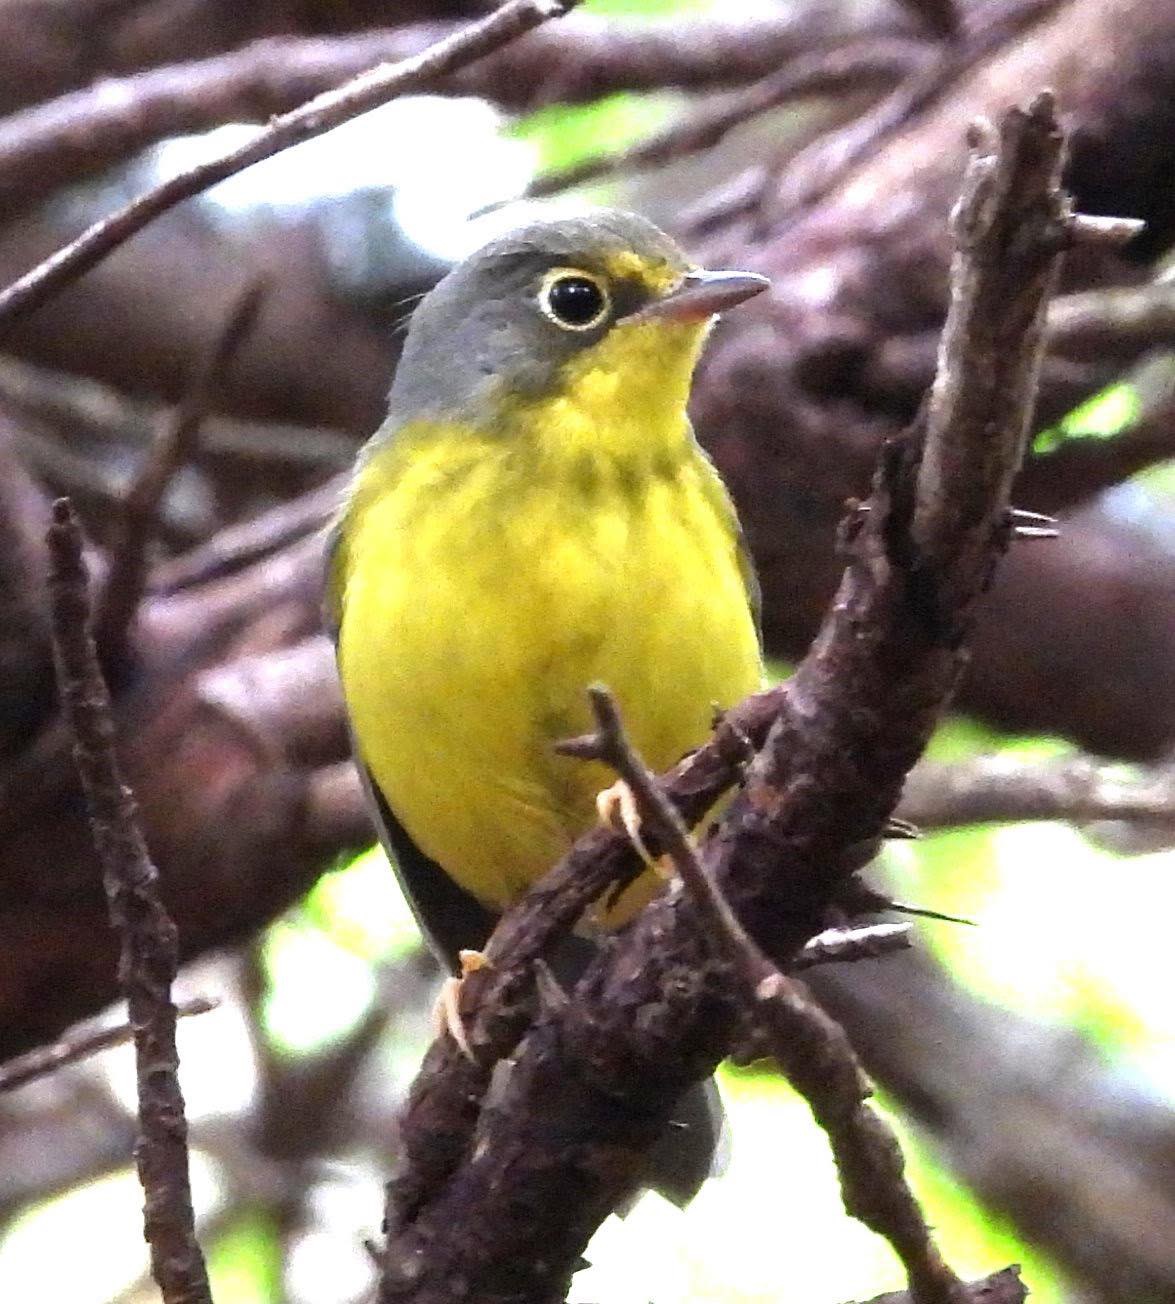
333 341 761 926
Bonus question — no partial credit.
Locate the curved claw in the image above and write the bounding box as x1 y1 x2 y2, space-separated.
432 948 489 1062
596 779 657 868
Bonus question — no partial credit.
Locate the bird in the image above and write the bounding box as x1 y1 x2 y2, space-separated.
327 208 767 1206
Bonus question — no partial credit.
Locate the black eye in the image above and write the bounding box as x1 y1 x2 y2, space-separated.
539 271 610 332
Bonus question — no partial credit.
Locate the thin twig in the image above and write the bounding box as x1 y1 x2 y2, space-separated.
0 7 874 216
149 475 344 595
526 37 928 198
46 498 212 1304
756 0 1063 228
93 281 265 666
0 996 218 1093
0 0 579 329
557 685 768 976
0 354 351 476
792 922 914 970
386 682 788 1232
567 686 964 1304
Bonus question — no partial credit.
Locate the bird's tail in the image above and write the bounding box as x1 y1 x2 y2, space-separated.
637 1075 727 1209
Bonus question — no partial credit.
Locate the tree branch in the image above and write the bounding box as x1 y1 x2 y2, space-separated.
0 0 581 329
793 923 914 969
0 6 912 217
0 996 217 1093
898 752 1175 829
811 949 1175 1301
46 498 211 1304
93 280 265 668
563 686 964 1303
854 1269 1025 1304
525 37 930 199
377 93 1093 1304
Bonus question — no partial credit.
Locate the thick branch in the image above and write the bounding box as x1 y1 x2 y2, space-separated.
379 96 1082 1304
563 687 963 1304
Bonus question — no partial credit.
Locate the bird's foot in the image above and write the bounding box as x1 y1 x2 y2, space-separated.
596 779 655 867
596 779 676 880
433 948 488 1062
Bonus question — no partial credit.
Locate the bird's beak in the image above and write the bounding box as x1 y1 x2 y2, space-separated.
639 269 769 323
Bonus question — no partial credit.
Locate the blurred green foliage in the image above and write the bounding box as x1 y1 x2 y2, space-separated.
1033 378 1140 453
509 0 722 180
208 1211 282 1304
512 91 677 175
260 846 418 1055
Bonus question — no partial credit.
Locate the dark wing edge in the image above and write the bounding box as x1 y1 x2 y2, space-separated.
356 755 496 974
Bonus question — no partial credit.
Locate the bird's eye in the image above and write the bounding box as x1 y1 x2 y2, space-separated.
539 269 610 332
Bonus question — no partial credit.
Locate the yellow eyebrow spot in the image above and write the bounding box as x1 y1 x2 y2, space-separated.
601 249 681 295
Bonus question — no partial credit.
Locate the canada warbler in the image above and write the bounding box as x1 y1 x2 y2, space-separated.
328 209 766 1205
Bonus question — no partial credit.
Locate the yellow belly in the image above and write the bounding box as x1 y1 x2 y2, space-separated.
335 427 761 925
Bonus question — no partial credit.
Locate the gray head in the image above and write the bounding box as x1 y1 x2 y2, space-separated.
384 209 766 429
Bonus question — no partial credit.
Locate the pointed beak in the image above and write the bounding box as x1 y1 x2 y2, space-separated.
638 269 769 323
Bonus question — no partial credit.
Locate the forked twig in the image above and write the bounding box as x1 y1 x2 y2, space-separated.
94 281 265 665
566 685 965 1304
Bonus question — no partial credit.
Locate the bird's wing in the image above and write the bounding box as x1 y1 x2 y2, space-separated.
322 512 346 642
356 754 496 973
693 433 762 640
327 518 495 973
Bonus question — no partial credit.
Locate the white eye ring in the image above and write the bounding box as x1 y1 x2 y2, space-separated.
538 267 611 332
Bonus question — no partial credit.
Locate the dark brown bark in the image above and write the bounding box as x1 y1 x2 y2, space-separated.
47 501 211 1304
